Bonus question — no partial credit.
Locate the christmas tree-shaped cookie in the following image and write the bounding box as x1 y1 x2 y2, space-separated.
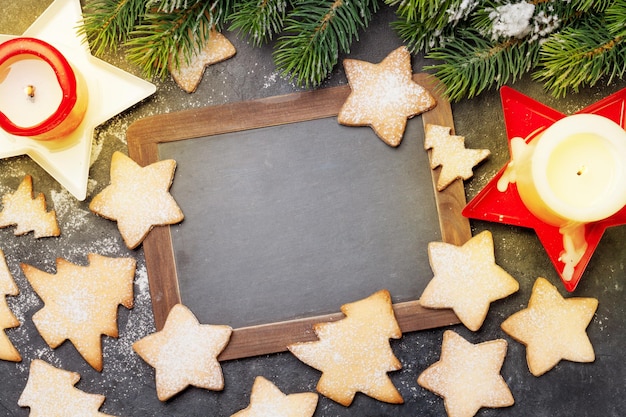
231 376 318 417
288 289 403 406
22 254 136 371
19 359 120 417
424 124 490 191
0 175 60 238
0 249 20 362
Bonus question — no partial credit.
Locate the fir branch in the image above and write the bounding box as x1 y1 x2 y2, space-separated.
124 1 221 78
425 29 540 102
79 0 145 56
273 0 379 88
533 14 625 97
229 0 288 46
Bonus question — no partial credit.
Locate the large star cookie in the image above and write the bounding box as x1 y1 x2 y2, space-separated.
133 303 232 401
89 151 184 249
22 254 136 371
0 249 20 362
418 330 514 417
18 359 119 417
419 230 519 331
231 376 318 417
169 29 236 93
501 277 598 376
0 175 60 238
424 124 490 191
288 289 403 406
338 46 436 147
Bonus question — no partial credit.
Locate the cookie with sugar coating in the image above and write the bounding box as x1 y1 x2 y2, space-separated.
288 289 403 406
89 151 184 249
338 46 436 147
231 376 318 417
501 277 598 376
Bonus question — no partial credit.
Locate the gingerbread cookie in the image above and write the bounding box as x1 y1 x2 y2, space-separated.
89 151 184 249
0 175 60 238
338 46 436 147
501 277 598 376
231 376 318 417
0 249 20 362
169 29 236 93
133 303 232 401
22 253 136 371
418 330 514 417
424 124 490 191
420 230 519 331
288 289 403 406
19 359 119 417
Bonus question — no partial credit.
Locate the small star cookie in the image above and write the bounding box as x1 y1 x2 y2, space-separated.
419 230 519 331
338 46 436 147
231 376 318 417
424 124 490 191
501 277 598 376
89 151 184 249
169 29 236 93
0 249 20 362
288 289 403 406
0 175 60 238
133 303 232 401
18 359 119 417
22 254 136 371
418 330 514 417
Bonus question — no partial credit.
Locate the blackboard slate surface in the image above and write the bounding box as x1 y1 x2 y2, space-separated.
160 115 440 328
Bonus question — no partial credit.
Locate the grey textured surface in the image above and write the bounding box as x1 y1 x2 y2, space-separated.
1 1 625 416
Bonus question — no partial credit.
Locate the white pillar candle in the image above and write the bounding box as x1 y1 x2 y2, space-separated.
515 114 626 226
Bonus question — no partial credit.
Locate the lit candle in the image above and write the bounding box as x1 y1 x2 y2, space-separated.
498 113 626 280
0 37 88 141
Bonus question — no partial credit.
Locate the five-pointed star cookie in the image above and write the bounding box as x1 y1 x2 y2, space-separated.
22 254 136 371
18 359 118 417
288 290 403 406
0 249 20 362
133 303 232 401
418 330 514 417
0 175 60 238
419 230 519 331
501 277 598 376
89 151 184 249
169 29 236 93
424 124 490 191
231 376 318 417
338 46 436 147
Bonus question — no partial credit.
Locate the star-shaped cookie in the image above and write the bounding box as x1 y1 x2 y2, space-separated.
418 330 514 417
89 151 184 249
419 230 519 331
18 359 118 417
169 29 236 93
338 46 436 147
501 277 598 376
288 289 403 406
0 249 20 362
133 303 232 401
22 254 136 371
424 124 490 191
231 376 318 417
0 175 60 238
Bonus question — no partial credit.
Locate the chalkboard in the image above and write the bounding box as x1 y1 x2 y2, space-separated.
127 74 471 360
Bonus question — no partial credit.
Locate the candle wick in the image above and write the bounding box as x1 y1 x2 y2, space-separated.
24 85 36 99
576 165 587 176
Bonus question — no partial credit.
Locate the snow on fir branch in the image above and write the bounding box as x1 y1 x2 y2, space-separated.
80 0 625 100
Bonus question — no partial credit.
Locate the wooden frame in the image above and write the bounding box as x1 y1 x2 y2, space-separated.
127 74 471 361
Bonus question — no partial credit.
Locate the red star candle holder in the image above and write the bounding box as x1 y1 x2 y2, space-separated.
463 86 626 291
